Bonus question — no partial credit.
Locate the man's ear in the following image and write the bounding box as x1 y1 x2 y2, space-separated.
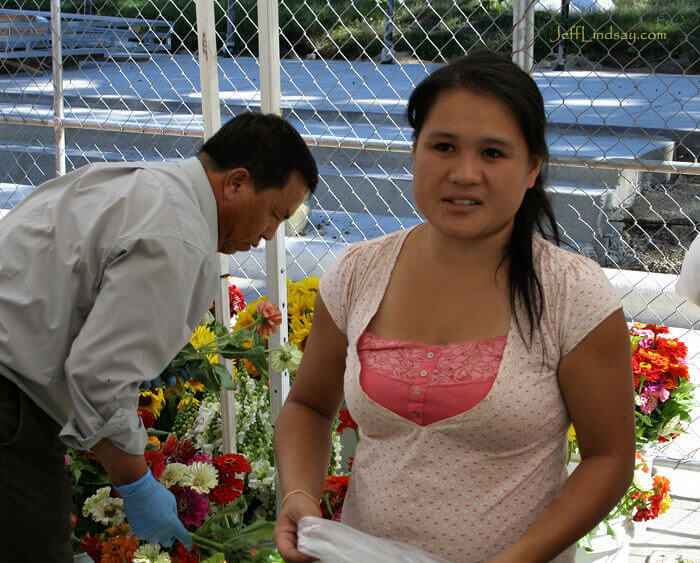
222 168 250 201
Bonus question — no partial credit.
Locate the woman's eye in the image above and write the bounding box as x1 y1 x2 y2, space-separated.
434 142 454 152
483 148 504 158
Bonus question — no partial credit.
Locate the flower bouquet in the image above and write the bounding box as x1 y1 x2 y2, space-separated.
77 439 274 562
568 323 695 550
68 291 290 561
630 323 695 446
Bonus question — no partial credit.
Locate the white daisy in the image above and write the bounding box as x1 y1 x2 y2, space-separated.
181 461 218 493
82 486 111 517
270 342 303 373
133 543 171 563
159 462 187 488
90 497 125 526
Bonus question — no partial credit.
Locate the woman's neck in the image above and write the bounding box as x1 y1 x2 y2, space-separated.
417 223 512 279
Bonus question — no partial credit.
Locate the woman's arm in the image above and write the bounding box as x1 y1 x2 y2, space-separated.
491 309 636 562
272 293 348 563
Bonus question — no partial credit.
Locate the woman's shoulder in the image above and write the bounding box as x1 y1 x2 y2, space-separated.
333 228 413 270
533 236 616 303
534 236 604 277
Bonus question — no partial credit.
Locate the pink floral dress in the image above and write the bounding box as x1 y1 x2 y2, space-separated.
319 227 622 562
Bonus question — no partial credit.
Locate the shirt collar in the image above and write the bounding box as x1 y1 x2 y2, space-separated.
177 156 219 253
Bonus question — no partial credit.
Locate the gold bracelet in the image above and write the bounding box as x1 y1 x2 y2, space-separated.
281 489 320 508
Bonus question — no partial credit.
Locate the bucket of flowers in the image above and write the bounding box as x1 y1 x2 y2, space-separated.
68 294 291 561
568 322 695 557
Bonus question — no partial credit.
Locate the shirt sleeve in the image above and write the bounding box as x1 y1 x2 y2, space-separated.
675 234 700 307
318 244 363 334
554 252 624 357
59 236 218 455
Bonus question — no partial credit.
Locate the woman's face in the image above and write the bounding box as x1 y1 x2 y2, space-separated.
412 88 541 247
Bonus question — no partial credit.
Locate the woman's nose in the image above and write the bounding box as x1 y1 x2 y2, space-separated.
448 154 481 185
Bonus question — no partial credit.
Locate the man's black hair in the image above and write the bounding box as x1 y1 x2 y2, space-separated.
200 112 318 194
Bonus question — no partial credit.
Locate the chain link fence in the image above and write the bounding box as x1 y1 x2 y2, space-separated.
0 0 697 470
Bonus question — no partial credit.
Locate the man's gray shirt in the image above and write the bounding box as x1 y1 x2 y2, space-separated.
0 157 220 455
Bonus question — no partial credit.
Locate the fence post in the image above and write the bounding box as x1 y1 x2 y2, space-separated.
195 0 237 455
555 0 570 70
50 0 65 177
223 0 236 55
512 0 536 72
380 0 397 64
257 0 289 514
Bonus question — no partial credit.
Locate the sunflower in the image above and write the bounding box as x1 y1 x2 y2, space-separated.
184 379 205 393
177 395 201 412
189 326 218 364
138 388 165 418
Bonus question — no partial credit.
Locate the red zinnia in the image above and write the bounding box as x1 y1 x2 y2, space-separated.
208 480 244 505
163 433 179 456
171 541 200 563
643 324 670 335
144 450 167 479
137 408 154 430
229 283 246 316
79 532 103 561
336 408 358 433
168 440 197 464
213 453 251 484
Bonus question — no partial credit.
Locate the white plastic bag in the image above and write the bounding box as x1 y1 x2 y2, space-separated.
296 516 450 563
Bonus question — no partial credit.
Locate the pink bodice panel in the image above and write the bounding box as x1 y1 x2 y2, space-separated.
358 331 506 426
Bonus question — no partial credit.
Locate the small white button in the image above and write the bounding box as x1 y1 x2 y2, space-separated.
420 370 428 377
410 411 420 418
426 351 434 358
413 387 422 395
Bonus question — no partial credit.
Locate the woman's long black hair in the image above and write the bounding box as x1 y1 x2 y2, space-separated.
407 50 561 344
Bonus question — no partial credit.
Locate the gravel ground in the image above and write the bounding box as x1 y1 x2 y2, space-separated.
604 175 699 274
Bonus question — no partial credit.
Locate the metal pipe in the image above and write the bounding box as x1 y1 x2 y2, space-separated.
3 115 698 176
50 0 65 177
195 0 237 455
555 0 570 71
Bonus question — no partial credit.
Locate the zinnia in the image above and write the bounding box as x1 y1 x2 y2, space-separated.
175 487 210 527
256 300 283 336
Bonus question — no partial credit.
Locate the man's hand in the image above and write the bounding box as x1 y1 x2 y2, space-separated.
115 469 193 548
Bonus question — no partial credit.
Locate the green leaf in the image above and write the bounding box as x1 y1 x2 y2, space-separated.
202 554 227 563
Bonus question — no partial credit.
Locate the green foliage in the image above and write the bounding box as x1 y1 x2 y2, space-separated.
11 0 693 70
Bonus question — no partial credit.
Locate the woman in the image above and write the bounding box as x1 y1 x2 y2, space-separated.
273 50 635 562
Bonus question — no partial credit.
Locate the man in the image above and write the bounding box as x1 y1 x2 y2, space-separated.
0 112 317 560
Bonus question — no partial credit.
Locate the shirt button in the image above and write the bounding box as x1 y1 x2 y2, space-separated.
426 351 434 358
411 411 420 418
413 387 422 395
420 370 428 377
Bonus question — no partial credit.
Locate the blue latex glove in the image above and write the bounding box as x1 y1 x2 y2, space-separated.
115 469 193 549
140 366 191 390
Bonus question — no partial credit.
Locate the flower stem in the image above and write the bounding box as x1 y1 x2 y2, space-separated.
190 532 227 551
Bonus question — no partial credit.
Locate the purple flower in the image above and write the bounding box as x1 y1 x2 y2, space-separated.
175 486 210 527
640 383 670 414
187 452 213 466
640 394 658 415
64 455 71 465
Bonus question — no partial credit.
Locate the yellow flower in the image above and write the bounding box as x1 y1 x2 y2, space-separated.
232 298 263 332
658 493 672 515
294 276 319 294
147 436 160 448
177 395 201 412
138 388 165 418
184 379 205 393
189 326 218 364
289 314 313 350
567 425 577 443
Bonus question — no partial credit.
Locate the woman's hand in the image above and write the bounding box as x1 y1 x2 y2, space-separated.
272 494 323 563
